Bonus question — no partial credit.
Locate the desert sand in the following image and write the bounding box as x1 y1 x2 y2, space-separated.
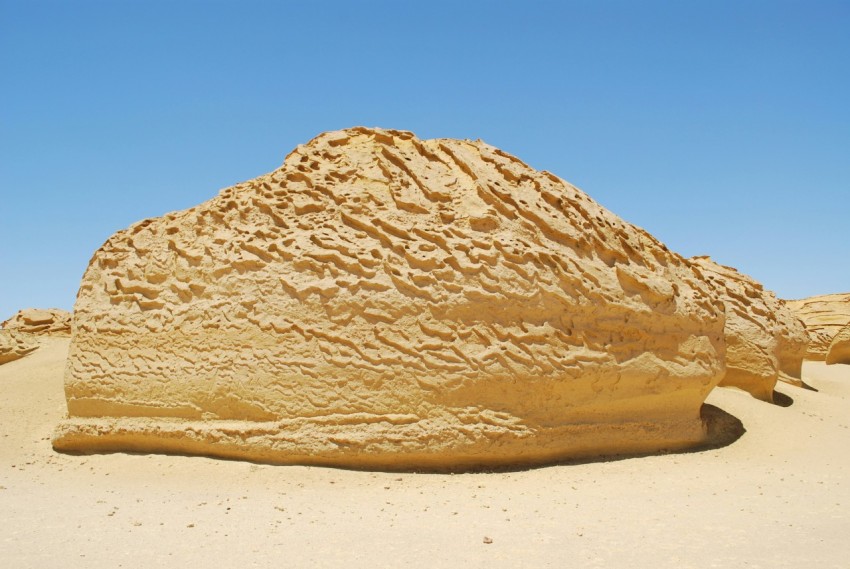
2 337 849 568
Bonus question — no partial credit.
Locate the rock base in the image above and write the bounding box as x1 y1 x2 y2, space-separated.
54 413 711 471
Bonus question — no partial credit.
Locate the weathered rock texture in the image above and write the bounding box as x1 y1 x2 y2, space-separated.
690 257 808 399
1 308 72 365
2 308 72 336
826 324 850 365
786 293 850 361
0 330 39 365
54 127 727 470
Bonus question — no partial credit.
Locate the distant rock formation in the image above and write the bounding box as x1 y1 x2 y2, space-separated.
0 330 39 365
826 324 850 365
786 293 850 360
0 308 72 365
54 127 727 470
2 308 72 336
690 257 807 400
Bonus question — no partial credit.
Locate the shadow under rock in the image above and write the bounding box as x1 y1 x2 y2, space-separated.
697 403 747 450
772 390 794 407
460 403 747 474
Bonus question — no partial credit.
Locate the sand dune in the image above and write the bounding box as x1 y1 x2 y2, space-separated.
2 337 849 568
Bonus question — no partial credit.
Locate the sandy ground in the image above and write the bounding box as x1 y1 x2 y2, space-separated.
2 337 849 568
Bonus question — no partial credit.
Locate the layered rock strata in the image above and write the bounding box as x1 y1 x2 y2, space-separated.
54 127 727 470
0 330 39 365
690 257 807 400
826 324 850 365
786 293 850 360
2 308 72 336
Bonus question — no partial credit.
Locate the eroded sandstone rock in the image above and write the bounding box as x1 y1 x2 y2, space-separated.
54 127 727 470
690 257 808 400
826 324 850 365
786 293 850 360
0 329 39 365
2 308 72 336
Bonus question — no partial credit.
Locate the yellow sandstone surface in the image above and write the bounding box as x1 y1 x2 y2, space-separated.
2 308 72 336
53 127 728 470
787 293 850 360
826 324 850 365
0 329 39 365
690 257 807 400
1 307 72 365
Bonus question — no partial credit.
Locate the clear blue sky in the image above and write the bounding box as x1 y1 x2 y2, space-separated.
1 0 848 320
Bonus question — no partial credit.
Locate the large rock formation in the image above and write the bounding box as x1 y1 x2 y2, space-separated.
786 293 850 360
53 127 727 470
0 330 39 365
2 308 72 336
690 257 807 400
826 324 850 365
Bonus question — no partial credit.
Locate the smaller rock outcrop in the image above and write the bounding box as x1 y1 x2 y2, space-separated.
2 308 72 336
0 330 39 365
690 256 808 401
787 293 850 360
1 308 73 365
826 324 850 365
